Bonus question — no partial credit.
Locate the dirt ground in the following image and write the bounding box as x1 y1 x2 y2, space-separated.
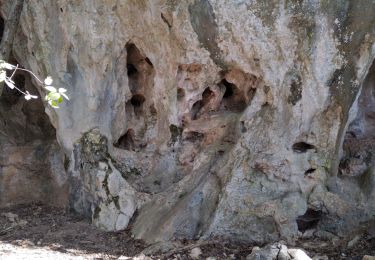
0 203 374 259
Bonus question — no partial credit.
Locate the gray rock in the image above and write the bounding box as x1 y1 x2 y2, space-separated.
1 0 375 245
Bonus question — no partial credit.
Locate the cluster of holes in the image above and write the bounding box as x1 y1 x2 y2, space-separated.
296 208 322 233
114 43 155 150
188 79 252 121
292 142 316 153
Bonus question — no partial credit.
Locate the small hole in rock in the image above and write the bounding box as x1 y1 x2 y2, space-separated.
240 121 247 133
296 209 322 233
114 129 135 150
304 168 316 176
184 131 204 142
127 63 138 77
130 94 145 107
177 88 185 101
60 8 63 13
292 142 316 153
222 79 235 98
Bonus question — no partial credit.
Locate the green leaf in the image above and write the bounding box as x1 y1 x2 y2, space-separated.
58 96 63 103
49 92 61 101
61 92 69 100
48 100 59 108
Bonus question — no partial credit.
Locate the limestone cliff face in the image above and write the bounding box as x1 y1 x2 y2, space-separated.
1 0 375 244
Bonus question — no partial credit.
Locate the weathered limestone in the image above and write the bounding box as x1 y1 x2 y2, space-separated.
1 0 375 245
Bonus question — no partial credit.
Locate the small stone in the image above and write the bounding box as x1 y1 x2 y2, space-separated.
118 256 131 260
287 249 312 260
301 229 315 238
347 235 361 248
18 220 28 226
190 247 202 259
2 212 18 222
363 256 375 260
251 246 261 252
206 257 217 260
278 245 290 260
98 161 108 171
133 253 152 260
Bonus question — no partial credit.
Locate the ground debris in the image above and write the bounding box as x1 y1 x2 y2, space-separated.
0 204 375 259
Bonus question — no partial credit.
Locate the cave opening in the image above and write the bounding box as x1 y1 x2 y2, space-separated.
296 209 322 233
219 78 247 112
130 94 145 107
0 56 67 208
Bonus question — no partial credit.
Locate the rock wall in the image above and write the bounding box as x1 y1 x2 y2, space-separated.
1 0 375 245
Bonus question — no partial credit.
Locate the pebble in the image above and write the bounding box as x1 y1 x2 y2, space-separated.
190 247 202 259
347 235 361 248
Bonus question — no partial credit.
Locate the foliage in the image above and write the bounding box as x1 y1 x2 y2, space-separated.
0 60 68 108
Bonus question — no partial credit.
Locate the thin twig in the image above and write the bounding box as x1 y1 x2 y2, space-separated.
9 64 18 80
16 67 45 85
4 65 45 97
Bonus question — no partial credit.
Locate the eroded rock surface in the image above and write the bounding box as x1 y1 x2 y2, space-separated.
1 0 375 245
